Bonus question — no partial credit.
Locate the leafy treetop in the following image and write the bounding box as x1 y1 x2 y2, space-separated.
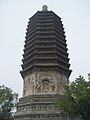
0 85 18 120
54 75 90 120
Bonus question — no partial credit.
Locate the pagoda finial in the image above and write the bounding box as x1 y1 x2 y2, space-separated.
42 5 48 11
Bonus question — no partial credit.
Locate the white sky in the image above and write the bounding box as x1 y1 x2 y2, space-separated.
0 0 90 97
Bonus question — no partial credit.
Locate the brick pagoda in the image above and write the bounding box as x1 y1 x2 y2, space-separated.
15 5 71 120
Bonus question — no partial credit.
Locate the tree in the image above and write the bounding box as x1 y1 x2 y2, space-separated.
54 75 90 120
0 85 18 120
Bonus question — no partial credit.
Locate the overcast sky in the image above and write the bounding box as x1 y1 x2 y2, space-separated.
0 0 90 97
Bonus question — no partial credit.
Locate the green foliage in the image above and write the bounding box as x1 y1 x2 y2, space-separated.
54 75 90 120
0 85 18 120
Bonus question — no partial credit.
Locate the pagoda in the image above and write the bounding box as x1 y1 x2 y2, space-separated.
15 5 71 120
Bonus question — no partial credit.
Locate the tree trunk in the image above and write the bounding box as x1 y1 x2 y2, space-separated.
86 104 90 120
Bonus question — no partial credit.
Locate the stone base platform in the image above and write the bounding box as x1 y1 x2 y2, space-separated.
14 94 68 120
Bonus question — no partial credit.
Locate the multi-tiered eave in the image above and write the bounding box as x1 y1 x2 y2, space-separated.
20 11 72 78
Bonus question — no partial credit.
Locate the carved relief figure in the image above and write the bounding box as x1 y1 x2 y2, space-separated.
42 79 49 93
58 76 67 95
24 77 34 96
35 84 41 93
50 83 55 92
24 77 30 96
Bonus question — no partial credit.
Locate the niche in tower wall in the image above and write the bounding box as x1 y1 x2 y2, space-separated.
42 79 49 93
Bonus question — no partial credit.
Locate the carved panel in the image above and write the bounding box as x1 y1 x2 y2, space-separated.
23 71 68 96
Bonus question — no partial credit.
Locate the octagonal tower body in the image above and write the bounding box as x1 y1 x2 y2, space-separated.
21 6 71 97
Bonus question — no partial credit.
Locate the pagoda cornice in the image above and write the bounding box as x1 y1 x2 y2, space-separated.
37 51 56 54
55 32 66 41
25 40 56 50
57 57 70 65
24 41 36 50
25 37 36 46
37 19 54 22
36 35 55 38
23 45 36 54
36 26 54 30
36 31 55 34
34 63 69 72
56 46 69 57
37 22 54 26
55 36 67 46
25 29 36 37
35 45 56 48
36 40 56 43
34 56 57 59
57 51 70 62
